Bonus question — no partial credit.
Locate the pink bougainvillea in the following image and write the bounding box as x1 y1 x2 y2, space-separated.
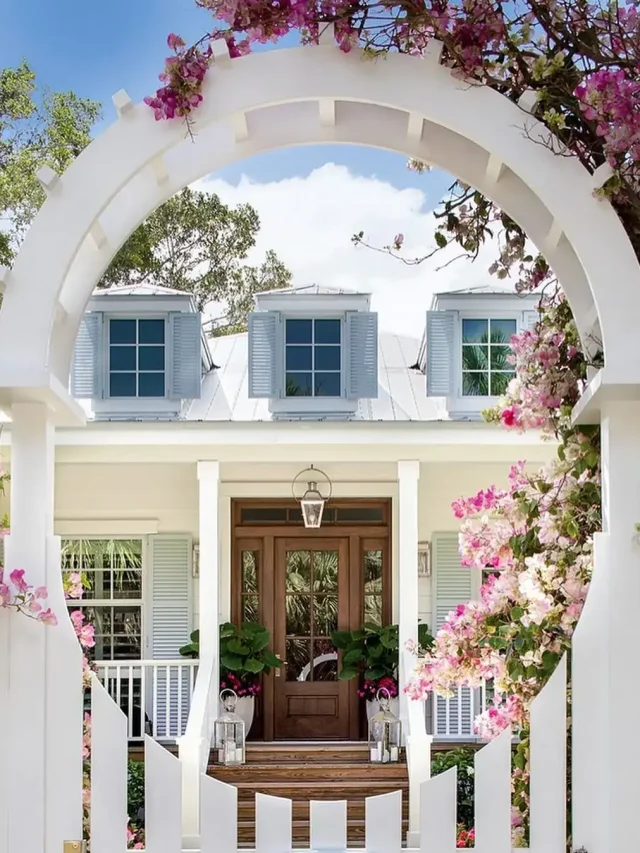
0 567 57 625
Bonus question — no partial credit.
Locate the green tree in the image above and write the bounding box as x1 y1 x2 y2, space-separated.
0 61 101 265
100 187 292 331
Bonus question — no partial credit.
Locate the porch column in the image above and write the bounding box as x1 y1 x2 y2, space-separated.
573 401 640 853
397 460 420 715
197 461 220 700
0 403 82 853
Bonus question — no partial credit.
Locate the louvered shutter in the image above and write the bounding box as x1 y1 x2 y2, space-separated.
426 310 455 396
346 311 378 399
523 310 539 331
433 532 474 737
71 312 103 398
247 311 279 398
149 535 193 737
169 312 202 400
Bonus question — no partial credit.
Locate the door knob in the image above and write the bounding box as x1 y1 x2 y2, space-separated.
275 653 287 677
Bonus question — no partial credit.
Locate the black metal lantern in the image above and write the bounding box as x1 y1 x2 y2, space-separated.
292 465 332 529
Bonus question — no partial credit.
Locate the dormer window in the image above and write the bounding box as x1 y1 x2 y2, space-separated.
108 318 166 398
285 318 342 397
247 286 378 418
461 318 516 397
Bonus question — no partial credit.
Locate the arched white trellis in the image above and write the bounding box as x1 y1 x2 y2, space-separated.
0 34 639 414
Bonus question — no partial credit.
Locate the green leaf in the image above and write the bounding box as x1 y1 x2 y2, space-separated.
338 667 359 681
243 657 264 674
435 231 448 249
226 639 250 655
220 653 244 671
331 630 353 649
343 648 364 665
261 650 281 668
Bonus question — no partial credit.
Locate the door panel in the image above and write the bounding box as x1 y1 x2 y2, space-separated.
274 538 351 739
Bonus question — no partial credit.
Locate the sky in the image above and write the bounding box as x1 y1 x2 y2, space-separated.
2 0 513 337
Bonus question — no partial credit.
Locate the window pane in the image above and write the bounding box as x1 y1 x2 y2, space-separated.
110 345 136 371
364 550 383 594
286 550 311 592
138 372 165 397
365 595 383 625
138 345 165 371
490 372 514 396
314 345 341 371
462 372 489 396
461 345 488 371
490 345 510 370
313 550 338 592
286 346 312 371
337 507 384 523
490 319 517 341
286 595 311 635
314 319 341 344
286 372 312 396
314 595 338 635
242 595 259 623
462 319 488 343
240 508 288 523
312 639 337 681
286 638 310 681
138 319 165 344
112 606 142 659
110 319 137 344
110 372 136 397
314 372 341 397
242 551 258 593
111 568 143 599
286 319 312 344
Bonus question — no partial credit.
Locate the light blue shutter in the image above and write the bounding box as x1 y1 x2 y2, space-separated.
170 312 202 400
426 310 455 396
432 532 475 737
71 312 103 398
248 311 279 398
346 311 378 399
523 310 539 331
149 534 193 737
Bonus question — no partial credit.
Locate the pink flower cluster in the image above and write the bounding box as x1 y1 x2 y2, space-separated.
575 68 640 166
221 670 261 697
0 568 57 625
144 34 211 121
358 675 398 701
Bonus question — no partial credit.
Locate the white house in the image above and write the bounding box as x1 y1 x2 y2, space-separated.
0 281 549 745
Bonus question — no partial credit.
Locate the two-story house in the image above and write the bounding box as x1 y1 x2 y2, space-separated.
0 281 549 745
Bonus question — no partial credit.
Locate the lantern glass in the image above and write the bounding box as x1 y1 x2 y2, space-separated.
300 496 325 528
368 688 402 763
214 690 246 766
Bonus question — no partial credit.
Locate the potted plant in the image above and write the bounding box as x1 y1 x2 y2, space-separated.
179 621 281 735
331 622 434 719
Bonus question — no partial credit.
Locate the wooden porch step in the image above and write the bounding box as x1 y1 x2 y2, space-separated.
244 743 373 763
222 780 408 800
237 818 409 845
237 798 410 821
210 762 408 782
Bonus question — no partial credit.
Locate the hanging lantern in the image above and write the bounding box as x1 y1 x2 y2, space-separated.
214 689 246 766
368 688 402 764
292 464 332 529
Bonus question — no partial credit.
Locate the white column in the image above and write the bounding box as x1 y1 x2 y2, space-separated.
0 403 81 853
196 461 220 701
397 460 420 658
577 401 640 853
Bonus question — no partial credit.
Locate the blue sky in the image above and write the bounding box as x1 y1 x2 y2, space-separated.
1 0 452 200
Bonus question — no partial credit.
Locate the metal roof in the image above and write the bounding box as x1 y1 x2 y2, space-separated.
185 331 446 422
92 283 189 297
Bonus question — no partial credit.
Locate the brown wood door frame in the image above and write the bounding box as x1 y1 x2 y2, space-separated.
231 499 392 741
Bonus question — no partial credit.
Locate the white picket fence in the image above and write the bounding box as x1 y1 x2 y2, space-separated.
89 654 567 853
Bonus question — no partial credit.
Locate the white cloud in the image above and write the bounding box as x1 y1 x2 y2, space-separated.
196 164 513 338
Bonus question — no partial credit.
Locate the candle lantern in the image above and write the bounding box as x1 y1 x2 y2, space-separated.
368 687 402 764
214 689 246 766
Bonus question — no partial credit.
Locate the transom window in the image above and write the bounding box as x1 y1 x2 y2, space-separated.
109 318 166 398
461 318 516 397
62 538 143 660
285 318 342 397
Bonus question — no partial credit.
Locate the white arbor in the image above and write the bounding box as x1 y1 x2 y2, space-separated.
0 32 639 853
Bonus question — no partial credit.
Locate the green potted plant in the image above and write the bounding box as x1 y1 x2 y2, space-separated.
179 621 281 734
331 622 434 719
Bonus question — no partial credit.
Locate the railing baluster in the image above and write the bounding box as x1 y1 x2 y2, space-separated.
165 664 171 739
177 665 183 737
127 665 134 739
115 665 122 711
153 664 158 737
140 662 147 741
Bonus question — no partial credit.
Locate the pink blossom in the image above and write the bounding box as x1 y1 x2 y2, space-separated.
9 569 28 593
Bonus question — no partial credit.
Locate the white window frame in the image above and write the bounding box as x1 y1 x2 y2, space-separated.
104 314 169 401
457 312 518 399
281 313 346 400
61 535 149 662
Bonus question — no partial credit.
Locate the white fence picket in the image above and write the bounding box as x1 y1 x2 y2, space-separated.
529 655 566 853
256 793 292 853
200 775 237 853
365 790 402 853
419 766 457 853
145 735 182 853
474 727 512 853
90 675 128 853
310 800 347 850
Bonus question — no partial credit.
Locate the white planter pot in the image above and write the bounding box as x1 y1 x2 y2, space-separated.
366 696 399 722
219 695 255 737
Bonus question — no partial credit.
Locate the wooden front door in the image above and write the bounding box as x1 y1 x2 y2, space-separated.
273 538 352 740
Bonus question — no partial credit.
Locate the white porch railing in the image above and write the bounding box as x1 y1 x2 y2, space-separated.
94 659 199 740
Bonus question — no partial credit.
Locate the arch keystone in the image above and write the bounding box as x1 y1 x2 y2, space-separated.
486 154 505 184
544 219 564 252
150 155 169 186
518 89 538 113
319 98 336 127
425 39 444 64
591 162 614 191
89 221 108 251
37 165 60 194
211 38 232 66
232 111 249 141
407 112 424 142
112 89 134 117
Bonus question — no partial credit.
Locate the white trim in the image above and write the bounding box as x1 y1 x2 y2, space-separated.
55 519 159 536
